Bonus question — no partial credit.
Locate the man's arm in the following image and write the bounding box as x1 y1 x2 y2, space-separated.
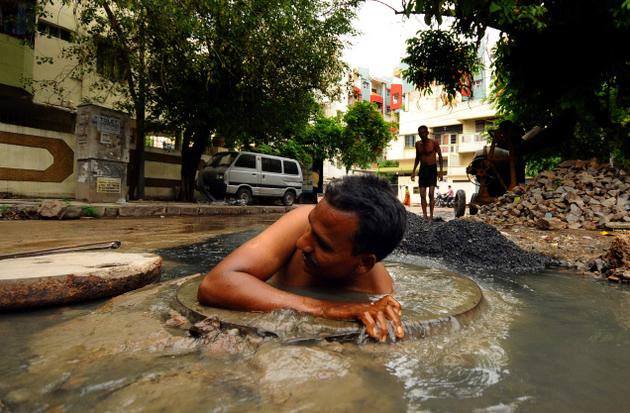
410 141 421 181
197 206 403 341
436 140 444 179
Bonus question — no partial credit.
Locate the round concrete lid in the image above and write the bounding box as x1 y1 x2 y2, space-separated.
0 252 162 311
176 271 483 343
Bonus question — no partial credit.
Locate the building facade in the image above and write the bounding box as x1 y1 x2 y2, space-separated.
0 2 189 200
327 67 402 122
321 68 403 184
384 31 500 204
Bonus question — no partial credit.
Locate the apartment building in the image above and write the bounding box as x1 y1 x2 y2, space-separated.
384 31 500 204
322 67 403 182
325 67 402 121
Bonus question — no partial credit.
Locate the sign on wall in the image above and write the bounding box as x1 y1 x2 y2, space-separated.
96 177 122 193
93 115 121 136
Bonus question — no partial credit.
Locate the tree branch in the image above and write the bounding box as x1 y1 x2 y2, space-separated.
368 0 406 14
100 1 138 104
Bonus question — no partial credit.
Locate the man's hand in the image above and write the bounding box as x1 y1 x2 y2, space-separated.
359 296 404 342
323 295 404 342
410 173 416 182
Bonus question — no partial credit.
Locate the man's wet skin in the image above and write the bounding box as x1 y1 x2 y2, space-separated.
198 201 404 342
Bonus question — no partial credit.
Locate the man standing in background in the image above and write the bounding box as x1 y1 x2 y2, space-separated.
410 125 443 221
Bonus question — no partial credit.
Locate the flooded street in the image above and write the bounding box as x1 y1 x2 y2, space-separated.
1 216 630 412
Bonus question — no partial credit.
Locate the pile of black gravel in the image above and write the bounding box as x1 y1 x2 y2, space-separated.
395 212 552 276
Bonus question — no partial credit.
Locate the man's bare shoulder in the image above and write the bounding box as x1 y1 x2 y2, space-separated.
251 205 314 249
278 205 314 226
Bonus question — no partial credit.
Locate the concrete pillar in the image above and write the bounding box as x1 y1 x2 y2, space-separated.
74 104 131 202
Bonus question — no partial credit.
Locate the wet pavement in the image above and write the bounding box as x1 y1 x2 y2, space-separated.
0 214 282 255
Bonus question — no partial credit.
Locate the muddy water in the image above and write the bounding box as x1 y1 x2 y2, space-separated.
1 220 630 411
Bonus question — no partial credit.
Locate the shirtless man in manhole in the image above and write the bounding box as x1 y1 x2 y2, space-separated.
198 175 407 341
411 125 444 221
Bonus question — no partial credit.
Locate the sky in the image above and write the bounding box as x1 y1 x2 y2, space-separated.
342 1 430 79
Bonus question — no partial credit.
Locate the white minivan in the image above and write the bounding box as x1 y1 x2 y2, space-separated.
201 151 303 205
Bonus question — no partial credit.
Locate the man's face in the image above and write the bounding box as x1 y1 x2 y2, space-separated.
295 199 367 281
418 127 429 140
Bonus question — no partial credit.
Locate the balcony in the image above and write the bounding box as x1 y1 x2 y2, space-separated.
440 144 457 154
458 134 486 153
370 93 383 104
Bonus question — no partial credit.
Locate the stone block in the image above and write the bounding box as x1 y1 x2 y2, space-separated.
37 200 66 219
118 206 166 217
166 206 182 216
61 206 83 220
179 206 199 216
104 207 119 217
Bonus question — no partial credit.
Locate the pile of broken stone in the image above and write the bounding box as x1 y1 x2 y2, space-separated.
587 235 630 282
478 159 629 231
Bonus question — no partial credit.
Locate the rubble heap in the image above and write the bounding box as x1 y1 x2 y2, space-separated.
587 235 630 282
479 160 629 230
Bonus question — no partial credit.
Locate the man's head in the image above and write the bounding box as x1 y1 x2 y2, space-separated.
448 185 451 189
295 175 407 281
418 125 429 140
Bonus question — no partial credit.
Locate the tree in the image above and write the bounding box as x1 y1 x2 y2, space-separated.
35 0 357 201
389 0 629 166
256 104 394 176
149 0 357 200
339 101 394 172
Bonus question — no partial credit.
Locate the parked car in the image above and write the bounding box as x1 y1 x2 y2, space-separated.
200 151 303 205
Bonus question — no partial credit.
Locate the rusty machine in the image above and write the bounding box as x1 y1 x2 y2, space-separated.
453 122 544 217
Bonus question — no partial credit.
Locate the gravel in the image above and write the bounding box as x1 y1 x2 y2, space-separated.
395 212 552 276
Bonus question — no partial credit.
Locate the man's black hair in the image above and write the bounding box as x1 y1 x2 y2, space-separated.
324 175 407 261
418 125 428 133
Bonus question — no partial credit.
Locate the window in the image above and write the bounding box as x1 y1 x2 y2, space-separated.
234 154 256 169
471 72 485 100
475 120 486 133
283 160 299 175
95 37 128 82
0 0 35 43
450 134 457 144
145 135 175 150
261 157 282 173
37 20 73 42
404 135 416 148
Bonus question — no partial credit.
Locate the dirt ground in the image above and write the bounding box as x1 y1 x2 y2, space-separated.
491 223 619 273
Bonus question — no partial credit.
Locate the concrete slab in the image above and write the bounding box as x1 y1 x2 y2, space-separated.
0 252 161 311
